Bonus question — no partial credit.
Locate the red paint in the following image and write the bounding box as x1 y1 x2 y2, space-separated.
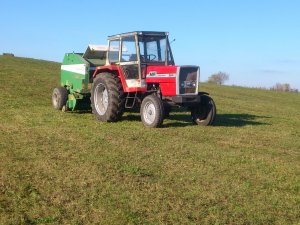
145 65 178 96
146 65 177 74
160 82 177 96
92 65 178 96
93 65 128 92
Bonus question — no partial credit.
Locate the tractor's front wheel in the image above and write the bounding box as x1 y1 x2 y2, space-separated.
91 73 125 122
191 95 216 126
52 87 68 110
141 95 164 128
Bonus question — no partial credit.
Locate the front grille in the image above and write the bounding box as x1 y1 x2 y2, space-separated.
178 66 199 94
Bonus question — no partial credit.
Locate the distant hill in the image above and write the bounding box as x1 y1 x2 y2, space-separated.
0 56 299 224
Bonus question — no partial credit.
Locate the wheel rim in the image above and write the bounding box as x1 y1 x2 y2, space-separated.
52 91 59 108
94 83 108 116
143 101 156 124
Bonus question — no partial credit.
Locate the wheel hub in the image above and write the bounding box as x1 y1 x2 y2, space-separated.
143 102 156 124
52 92 59 107
94 84 108 116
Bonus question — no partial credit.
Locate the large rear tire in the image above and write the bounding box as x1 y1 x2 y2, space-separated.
52 87 68 110
141 95 164 128
91 73 125 122
191 95 216 126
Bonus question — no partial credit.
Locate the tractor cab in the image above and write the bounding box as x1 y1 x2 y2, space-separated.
106 31 175 87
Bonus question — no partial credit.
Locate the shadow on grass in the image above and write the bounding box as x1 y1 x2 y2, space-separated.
122 114 141 122
164 113 271 127
213 113 271 127
71 109 271 127
75 109 92 114
100 112 271 127
121 113 193 127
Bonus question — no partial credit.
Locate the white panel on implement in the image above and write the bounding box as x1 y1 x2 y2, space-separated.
88 45 108 51
61 64 86 75
83 45 108 59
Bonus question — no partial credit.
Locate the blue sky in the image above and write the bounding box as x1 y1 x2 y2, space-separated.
1 0 299 89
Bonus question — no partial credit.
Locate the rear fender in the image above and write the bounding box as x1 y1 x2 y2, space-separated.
93 66 127 92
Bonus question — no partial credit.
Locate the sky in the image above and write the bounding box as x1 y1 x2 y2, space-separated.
1 0 299 89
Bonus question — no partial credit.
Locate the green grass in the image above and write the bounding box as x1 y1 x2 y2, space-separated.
0 56 299 224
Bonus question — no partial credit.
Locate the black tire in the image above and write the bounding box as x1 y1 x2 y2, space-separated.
141 95 164 128
191 95 216 126
52 87 68 110
91 73 125 122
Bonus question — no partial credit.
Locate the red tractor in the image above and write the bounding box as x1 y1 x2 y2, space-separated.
54 31 216 127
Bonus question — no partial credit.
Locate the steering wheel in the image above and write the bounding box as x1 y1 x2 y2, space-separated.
147 54 157 61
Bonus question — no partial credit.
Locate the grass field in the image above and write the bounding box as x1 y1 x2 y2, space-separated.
0 56 299 225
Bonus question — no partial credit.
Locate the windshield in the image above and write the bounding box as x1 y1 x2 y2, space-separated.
138 35 174 65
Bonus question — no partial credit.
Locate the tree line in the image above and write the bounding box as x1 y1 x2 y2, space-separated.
207 72 298 93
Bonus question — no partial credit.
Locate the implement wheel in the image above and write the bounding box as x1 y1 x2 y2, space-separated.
191 95 216 126
91 73 125 122
52 87 68 110
141 95 164 128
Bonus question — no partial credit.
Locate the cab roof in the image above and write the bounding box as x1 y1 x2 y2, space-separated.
108 31 168 39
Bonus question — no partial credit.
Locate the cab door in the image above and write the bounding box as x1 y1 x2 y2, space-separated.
119 35 142 89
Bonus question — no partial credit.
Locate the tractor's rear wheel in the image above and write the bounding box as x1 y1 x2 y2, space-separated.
52 87 68 110
91 73 125 122
141 95 164 128
191 95 216 126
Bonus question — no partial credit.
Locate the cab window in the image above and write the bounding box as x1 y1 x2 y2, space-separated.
121 36 137 62
108 39 120 64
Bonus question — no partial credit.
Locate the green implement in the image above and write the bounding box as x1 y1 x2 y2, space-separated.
58 45 108 111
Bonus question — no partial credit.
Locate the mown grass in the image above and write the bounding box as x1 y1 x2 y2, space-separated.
0 56 299 224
